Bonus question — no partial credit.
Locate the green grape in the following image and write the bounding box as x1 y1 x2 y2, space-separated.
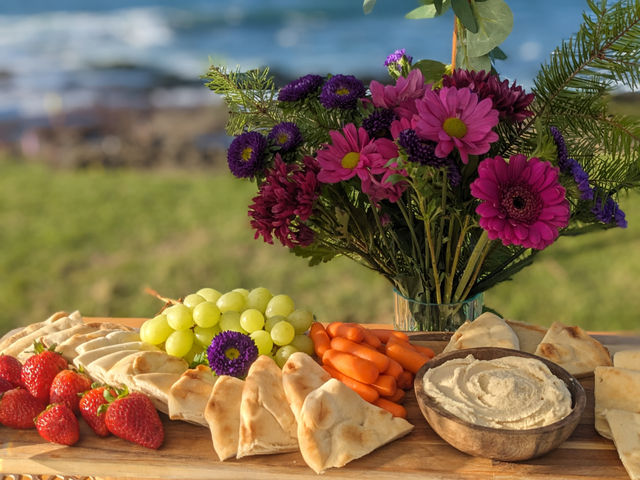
216 291 245 313
219 311 248 334
193 301 221 328
232 288 249 300
274 345 299 368
270 320 296 346
264 315 287 333
165 303 194 331
250 330 274 355
165 329 194 358
197 287 222 303
265 294 295 318
240 309 265 333
183 293 206 309
246 287 273 313
141 314 174 345
287 309 314 334
194 325 220 347
290 334 315 356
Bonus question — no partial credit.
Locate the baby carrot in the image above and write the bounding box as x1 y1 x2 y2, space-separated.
385 341 430 374
309 322 331 359
373 397 407 418
327 322 365 343
368 329 410 343
330 336 390 373
411 344 436 358
362 329 383 349
397 370 414 390
383 357 404 380
322 349 379 384
382 388 406 404
323 364 379 403
370 374 397 398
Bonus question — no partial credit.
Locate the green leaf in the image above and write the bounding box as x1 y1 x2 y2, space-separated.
405 1 450 19
457 51 492 72
489 46 508 61
465 0 513 57
412 59 448 83
292 245 337 267
434 0 444 14
363 0 377 15
452 0 478 33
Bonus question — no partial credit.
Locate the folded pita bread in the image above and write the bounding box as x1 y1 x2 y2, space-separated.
0 311 68 352
2 314 85 358
236 355 298 458
132 372 182 414
605 409 640 480
105 350 188 387
205 375 244 461
442 312 519 353
505 319 547 354
75 330 140 354
614 350 640 371
84 350 145 383
73 341 157 370
594 366 640 439
168 365 217 426
535 322 612 376
298 378 414 474
57 328 124 362
282 352 330 422
16 323 105 362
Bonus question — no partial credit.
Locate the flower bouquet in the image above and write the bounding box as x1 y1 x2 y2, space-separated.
204 0 640 331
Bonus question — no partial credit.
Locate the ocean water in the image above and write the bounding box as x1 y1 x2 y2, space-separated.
0 0 589 120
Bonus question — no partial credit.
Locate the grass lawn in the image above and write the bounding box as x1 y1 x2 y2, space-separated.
0 157 638 333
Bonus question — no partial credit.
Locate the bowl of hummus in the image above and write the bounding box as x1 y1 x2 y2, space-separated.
414 347 586 461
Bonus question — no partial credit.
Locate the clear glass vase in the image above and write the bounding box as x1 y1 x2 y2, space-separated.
393 290 484 332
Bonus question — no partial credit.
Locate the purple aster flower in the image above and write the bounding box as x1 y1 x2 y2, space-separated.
397 128 445 167
385 48 413 67
227 131 267 178
592 194 628 228
268 122 302 153
551 126 594 200
319 74 366 109
277 74 324 102
207 330 258 378
442 70 534 123
446 159 462 187
362 108 396 139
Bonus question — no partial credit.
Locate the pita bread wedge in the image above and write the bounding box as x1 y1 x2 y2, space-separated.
594 366 640 439
168 365 217 426
236 355 298 458
132 372 182 414
73 341 157 370
2 314 84 358
505 319 547 354
57 328 124 362
282 352 330 422
205 375 244 461
613 350 640 371
105 350 188 387
75 330 140 354
84 350 144 383
605 409 640 480
535 322 612 376
0 311 68 352
298 378 414 474
16 323 105 363
442 312 519 354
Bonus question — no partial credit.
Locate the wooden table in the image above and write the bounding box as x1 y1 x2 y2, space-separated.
1 319 639 480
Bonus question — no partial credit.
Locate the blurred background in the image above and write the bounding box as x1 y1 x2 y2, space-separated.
0 0 638 332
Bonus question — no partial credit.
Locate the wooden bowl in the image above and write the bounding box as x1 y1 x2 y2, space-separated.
413 347 586 462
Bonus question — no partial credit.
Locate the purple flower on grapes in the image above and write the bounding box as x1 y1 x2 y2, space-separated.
207 330 258 378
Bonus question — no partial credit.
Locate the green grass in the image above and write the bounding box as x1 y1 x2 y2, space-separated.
0 157 638 334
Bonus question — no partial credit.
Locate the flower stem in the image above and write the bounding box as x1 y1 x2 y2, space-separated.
444 215 470 303
453 229 490 301
421 200 442 304
451 17 458 69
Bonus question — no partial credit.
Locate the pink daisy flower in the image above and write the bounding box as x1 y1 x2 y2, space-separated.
470 154 570 250
414 86 499 164
370 69 427 120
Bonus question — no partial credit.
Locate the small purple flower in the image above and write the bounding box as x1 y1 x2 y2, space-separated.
397 128 445 167
384 48 413 67
550 126 571 171
446 159 462 187
319 74 366 109
268 122 302 153
551 127 594 200
278 74 324 102
227 131 267 178
207 331 258 378
592 195 628 228
362 108 396 139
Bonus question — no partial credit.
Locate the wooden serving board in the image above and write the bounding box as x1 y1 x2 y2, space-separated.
1 323 639 480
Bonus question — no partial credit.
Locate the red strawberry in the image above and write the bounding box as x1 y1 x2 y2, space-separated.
0 354 22 388
105 391 164 449
21 343 67 403
35 403 79 446
49 369 92 413
0 387 47 429
79 385 115 437
0 377 14 394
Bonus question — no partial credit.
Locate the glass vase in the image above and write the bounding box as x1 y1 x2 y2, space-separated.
393 290 484 332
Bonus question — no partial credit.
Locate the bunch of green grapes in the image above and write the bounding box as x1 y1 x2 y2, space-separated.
139 286 315 367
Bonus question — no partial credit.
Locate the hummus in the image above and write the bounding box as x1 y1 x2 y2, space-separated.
422 354 572 429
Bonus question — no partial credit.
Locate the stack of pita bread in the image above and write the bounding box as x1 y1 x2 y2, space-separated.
441 312 612 376
594 349 640 480
204 352 414 473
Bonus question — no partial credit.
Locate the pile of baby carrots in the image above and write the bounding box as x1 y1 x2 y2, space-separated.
309 321 435 418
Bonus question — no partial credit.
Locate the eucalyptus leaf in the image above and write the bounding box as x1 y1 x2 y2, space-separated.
465 0 513 57
412 59 448 83
452 0 478 33
434 0 444 14
489 45 508 61
363 0 377 15
406 0 450 19
458 51 492 72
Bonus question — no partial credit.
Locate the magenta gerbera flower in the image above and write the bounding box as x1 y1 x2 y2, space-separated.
413 86 499 164
470 155 570 250
370 69 427 120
